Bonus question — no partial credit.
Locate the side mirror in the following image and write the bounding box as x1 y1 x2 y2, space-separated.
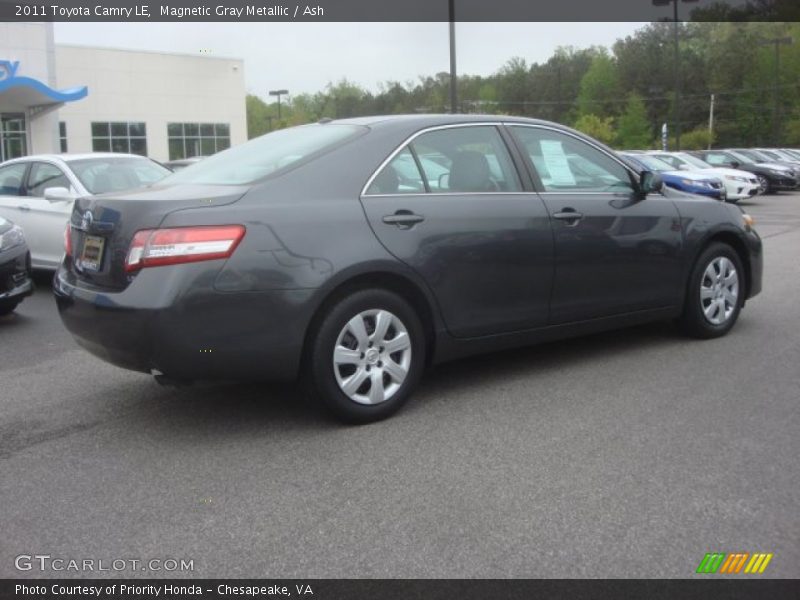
43 186 74 202
639 171 663 196
730 161 741 169
678 163 692 171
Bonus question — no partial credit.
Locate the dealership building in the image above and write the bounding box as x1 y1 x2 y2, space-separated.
0 22 247 162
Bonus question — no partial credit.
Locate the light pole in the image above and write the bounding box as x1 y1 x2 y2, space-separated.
758 36 793 146
269 89 289 121
652 0 698 150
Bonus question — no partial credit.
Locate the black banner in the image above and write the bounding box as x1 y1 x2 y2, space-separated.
2 579 800 600
1 0 800 22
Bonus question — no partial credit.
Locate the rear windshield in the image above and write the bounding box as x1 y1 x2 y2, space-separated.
69 157 171 194
163 124 365 186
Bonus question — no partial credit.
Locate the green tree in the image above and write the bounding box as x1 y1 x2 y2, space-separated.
576 50 621 118
573 114 616 145
616 93 652 149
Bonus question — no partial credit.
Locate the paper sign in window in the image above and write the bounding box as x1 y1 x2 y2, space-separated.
540 140 576 187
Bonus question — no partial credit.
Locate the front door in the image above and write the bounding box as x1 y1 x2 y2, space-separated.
507 125 684 325
360 124 554 338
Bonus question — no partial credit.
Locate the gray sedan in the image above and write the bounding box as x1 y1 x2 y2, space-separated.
54 115 762 423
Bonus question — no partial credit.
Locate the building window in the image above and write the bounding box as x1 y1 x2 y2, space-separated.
59 122 68 153
91 122 147 156
0 113 27 162
167 123 230 160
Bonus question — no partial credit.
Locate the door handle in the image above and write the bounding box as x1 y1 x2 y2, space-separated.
553 209 583 224
382 211 425 229
19 204 30 211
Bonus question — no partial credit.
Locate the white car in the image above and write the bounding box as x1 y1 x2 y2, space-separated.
647 151 760 203
0 153 170 269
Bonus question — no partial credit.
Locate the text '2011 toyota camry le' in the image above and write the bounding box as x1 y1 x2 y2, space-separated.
55 115 762 423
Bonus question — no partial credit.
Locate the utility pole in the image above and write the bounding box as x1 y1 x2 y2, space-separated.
758 36 793 146
448 0 457 113
707 93 714 149
652 0 698 150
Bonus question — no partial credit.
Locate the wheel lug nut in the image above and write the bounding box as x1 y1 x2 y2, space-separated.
377 361 383 367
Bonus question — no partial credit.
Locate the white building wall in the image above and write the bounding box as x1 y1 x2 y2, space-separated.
55 46 247 161
0 22 60 155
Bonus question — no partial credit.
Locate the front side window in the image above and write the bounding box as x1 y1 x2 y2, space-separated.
164 123 365 186
511 126 634 193
0 163 27 196
167 122 231 160
409 126 521 193
91 122 148 156
28 163 70 197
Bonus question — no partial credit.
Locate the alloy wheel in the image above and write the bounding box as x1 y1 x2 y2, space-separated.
700 256 739 326
756 175 769 194
332 309 412 405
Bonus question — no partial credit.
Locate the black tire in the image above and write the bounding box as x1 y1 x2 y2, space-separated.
307 288 426 424
679 242 745 339
0 300 21 316
756 174 771 195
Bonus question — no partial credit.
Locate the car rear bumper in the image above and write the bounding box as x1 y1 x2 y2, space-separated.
0 247 34 303
53 264 314 382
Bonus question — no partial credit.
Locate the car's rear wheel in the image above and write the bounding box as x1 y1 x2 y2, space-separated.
679 242 744 339
0 300 21 316
756 174 770 194
308 288 426 423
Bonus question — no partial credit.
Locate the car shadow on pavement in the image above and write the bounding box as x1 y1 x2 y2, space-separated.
125 320 683 436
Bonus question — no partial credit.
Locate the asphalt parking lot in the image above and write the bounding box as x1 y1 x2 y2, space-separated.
1 193 798 579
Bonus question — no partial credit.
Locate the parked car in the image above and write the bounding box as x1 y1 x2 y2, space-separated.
754 148 800 167
728 148 800 173
0 153 171 269
0 217 33 316
780 148 800 161
55 115 763 423
691 149 798 194
619 153 726 200
646 151 760 203
163 157 207 171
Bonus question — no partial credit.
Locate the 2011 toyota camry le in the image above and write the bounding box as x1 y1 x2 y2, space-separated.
55 115 763 423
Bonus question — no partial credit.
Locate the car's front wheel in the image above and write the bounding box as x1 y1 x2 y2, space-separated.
679 242 744 339
308 288 426 423
0 299 21 316
756 174 770 194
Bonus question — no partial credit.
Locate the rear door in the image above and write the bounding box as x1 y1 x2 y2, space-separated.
360 124 554 338
507 125 683 324
0 161 32 239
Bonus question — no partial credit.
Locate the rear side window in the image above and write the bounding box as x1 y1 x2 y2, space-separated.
511 126 633 193
165 124 365 186
0 163 27 196
703 152 732 166
366 148 426 195
411 126 521 193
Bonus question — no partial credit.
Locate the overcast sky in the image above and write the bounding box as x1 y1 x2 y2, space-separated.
54 22 647 100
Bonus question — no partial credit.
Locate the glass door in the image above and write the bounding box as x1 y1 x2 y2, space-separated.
0 114 28 162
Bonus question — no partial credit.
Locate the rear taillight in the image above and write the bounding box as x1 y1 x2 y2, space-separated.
64 224 72 257
124 225 246 272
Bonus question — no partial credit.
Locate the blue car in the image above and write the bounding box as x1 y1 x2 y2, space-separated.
621 153 726 200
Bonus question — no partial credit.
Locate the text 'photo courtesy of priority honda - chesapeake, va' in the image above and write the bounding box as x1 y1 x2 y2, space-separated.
0 1 798 598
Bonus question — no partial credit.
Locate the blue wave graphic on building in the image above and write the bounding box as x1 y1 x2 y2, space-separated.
0 60 87 103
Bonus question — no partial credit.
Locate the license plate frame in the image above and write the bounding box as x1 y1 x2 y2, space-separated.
79 234 105 272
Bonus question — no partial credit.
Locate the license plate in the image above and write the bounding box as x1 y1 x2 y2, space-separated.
79 235 105 271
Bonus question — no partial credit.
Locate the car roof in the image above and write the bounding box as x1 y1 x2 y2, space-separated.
2 152 147 165
330 113 576 133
